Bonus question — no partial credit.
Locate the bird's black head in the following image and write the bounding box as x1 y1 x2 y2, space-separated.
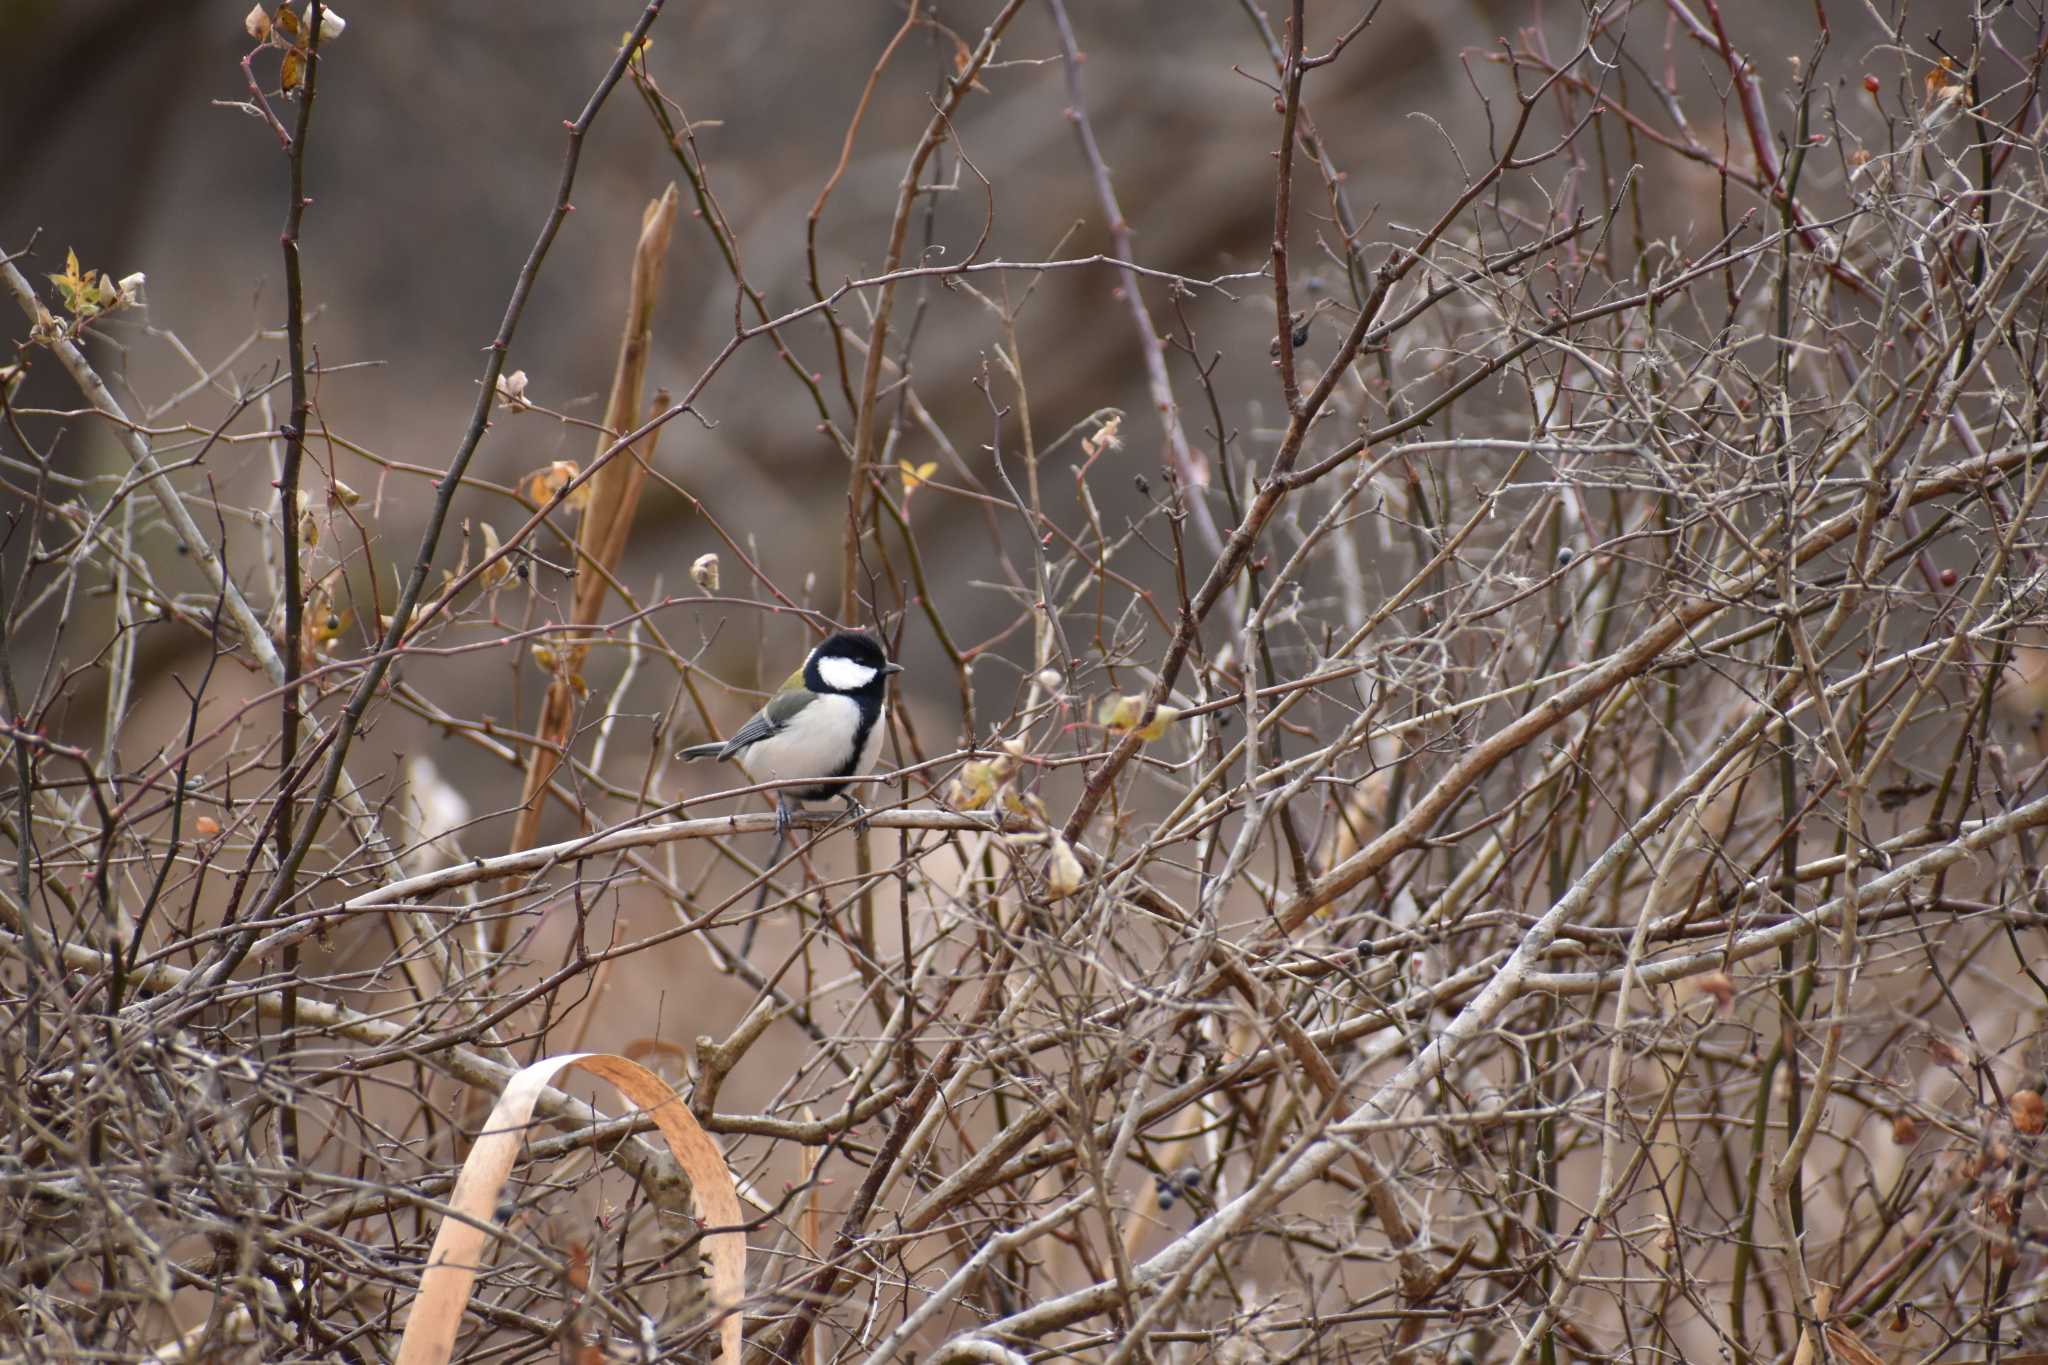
806 630 901 696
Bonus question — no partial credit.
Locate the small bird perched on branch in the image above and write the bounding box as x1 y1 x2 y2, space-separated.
677 630 901 835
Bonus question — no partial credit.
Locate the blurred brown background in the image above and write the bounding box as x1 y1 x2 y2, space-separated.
0 0 1928 1005
2 0 1926 1017
5 3 2005 1346
3 0 1919 675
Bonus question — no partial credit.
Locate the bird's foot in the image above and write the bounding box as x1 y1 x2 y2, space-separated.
840 795 870 833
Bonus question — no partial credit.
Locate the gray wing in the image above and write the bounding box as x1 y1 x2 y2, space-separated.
717 689 811 760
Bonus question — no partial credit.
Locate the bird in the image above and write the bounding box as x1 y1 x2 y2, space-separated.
677 630 902 836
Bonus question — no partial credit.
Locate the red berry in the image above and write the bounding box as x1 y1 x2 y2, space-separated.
1863 74 1881 94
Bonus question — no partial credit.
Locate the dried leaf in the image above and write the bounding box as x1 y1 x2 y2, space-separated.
1097 693 1144 732
949 759 999 812
475 522 511 592
306 606 351 649
245 4 272 39
296 489 319 551
1790 1284 1835 1365
620 1036 693 1087
279 46 304 91
522 459 589 513
1000 788 1048 826
1927 1036 1966 1068
1319 772 1390 872
1097 693 1181 741
1136 704 1182 741
690 552 720 592
1081 414 1124 459
494 368 530 410
1820 1323 1886 1365
1045 835 1086 898
302 604 351 656
1693 971 1736 1016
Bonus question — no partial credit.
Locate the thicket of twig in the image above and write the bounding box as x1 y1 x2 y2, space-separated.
8 1 2048 1362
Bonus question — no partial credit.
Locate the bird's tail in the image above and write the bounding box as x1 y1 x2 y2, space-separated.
676 740 725 761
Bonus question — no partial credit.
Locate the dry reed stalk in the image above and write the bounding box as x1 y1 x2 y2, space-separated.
504 185 680 893
393 1051 744 1365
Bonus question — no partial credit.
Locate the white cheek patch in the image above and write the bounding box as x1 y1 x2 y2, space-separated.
816 654 880 691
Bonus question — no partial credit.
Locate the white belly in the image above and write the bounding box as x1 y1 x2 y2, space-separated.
747 696 886 800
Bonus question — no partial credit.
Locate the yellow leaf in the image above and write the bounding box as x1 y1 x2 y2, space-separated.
303 569 350 652
1097 694 1180 742
949 760 999 811
308 605 351 645
522 459 589 513
1001 788 1048 826
1096 693 1145 732
1135 705 1181 742
898 459 938 498
280 47 303 91
47 248 103 318
275 4 301 36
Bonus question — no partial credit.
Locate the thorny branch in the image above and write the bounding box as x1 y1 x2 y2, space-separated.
8 3 2048 1363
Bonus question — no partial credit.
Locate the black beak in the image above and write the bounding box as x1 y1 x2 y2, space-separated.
883 662 904 675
